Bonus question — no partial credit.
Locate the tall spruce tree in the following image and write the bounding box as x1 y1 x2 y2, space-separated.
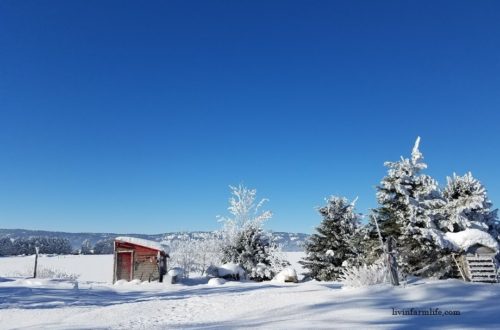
369 137 443 275
300 196 360 281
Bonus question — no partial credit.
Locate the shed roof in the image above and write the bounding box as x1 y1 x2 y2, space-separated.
115 236 169 253
444 229 499 253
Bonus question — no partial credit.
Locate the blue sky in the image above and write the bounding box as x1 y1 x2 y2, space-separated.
0 1 499 234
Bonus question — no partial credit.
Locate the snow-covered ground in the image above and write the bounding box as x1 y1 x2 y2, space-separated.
0 253 499 329
0 254 113 283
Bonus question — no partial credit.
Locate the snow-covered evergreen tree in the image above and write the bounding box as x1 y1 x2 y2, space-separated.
218 184 288 280
0 237 13 256
93 238 114 254
368 137 444 275
221 225 270 277
10 237 73 255
440 172 499 241
300 196 360 281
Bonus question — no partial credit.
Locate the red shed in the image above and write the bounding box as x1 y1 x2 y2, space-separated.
113 236 169 283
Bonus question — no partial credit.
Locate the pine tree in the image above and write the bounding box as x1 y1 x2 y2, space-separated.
221 225 271 278
300 196 360 281
369 137 443 275
93 238 114 254
0 237 14 256
440 172 499 240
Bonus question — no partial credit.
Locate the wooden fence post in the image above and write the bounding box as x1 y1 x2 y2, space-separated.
33 246 39 278
386 236 399 286
372 215 399 286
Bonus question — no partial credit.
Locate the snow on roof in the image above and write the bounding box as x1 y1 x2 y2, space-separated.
115 236 169 253
444 229 499 253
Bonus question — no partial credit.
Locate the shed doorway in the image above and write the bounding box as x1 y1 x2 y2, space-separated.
116 251 133 281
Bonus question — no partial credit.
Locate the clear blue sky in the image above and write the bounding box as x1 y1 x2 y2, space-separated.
0 1 499 234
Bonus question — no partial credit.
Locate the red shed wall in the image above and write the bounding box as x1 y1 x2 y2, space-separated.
114 241 163 282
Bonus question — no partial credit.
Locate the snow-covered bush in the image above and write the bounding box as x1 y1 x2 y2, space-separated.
10 267 79 281
250 263 272 281
206 264 219 278
217 263 246 280
265 243 290 276
38 267 79 281
167 267 184 277
339 260 388 288
167 267 184 283
208 277 226 286
273 267 298 283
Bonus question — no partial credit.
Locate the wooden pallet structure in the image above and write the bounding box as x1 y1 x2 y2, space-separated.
465 255 498 283
452 245 499 283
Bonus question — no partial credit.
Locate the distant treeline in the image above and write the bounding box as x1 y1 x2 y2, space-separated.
0 237 114 256
80 238 114 255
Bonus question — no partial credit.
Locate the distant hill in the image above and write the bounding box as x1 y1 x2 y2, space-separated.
0 228 308 252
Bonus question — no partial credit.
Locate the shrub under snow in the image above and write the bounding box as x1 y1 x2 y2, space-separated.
217 263 246 280
10 266 79 281
167 267 184 278
273 267 298 283
339 261 388 288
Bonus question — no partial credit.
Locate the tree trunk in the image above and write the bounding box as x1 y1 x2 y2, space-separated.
386 236 399 286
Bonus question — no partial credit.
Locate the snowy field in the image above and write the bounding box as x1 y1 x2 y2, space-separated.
1 254 499 329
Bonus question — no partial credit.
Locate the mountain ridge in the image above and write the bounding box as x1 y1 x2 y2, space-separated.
0 228 308 252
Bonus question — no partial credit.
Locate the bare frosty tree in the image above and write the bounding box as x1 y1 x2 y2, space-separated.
218 184 273 239
168 234 223 278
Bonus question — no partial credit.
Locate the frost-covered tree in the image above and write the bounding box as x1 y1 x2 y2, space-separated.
300 196 360 281
222 225 269 275
168 235 223 278
440 172 499 240
169 238 197 278
194 236 223 276
368 137 444 275
218 184 273 240
80 239 93 255
218 184 288 280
